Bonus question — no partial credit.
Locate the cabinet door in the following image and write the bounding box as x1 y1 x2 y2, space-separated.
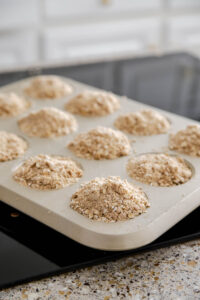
44 0 161 19
168 0 200 9
188 63 200 120
168 16 200 50
116 55 194 116
0 0 38 30
43 62 114 91
43 18 160 62
0 31 38 69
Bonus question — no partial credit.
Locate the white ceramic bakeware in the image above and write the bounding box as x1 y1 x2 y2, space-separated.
0 76 200 251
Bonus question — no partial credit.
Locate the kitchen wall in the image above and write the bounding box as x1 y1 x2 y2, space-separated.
0 0 200 71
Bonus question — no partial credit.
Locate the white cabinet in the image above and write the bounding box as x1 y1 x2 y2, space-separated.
0 0 199 70
43 18 160 61
168 0 200 9
168 16 200 49
44 0 161 19
0 0 39 30
0 31 38 69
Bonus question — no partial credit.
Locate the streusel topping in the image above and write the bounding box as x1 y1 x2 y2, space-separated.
114 110 170 135
68 126 131 160
18 107 77 138
0 131 27 162
24 76 72 99
65 91 120 116
13 154 83 190
169 125 200 156
127 153 192 186
70 176 149 222
0 92 30 117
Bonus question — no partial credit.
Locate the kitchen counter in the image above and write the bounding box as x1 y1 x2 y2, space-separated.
1 239 200 300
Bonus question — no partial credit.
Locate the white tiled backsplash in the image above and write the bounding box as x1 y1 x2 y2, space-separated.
0 0 200 70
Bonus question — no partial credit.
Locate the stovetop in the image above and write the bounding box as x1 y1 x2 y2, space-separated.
1 52 200 290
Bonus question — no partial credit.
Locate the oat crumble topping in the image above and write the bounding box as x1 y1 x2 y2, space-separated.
0 92 30 117
70 176 149 222
65 91 120 116
169 125 200 157
18 107 77 138
0 131 27 162
114 110 170 135
13 154 83 190
67 126 131 160
127 153 192 187
24 76 72 99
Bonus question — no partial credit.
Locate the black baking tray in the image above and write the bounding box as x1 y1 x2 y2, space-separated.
1 200 200 290
1 52 200 290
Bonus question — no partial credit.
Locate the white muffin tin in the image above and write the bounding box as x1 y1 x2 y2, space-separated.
0 76 200 251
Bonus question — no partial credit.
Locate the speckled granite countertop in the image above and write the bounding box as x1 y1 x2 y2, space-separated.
1 240 200 300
